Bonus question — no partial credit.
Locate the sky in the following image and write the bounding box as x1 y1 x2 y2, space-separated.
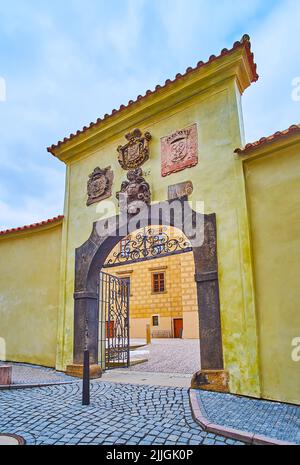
0 0 299 230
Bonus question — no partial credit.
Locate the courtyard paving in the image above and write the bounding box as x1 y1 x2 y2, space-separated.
0 361 75 385
130 339 201 374
0 362 298 445
0 381 243 446
100 369 193 388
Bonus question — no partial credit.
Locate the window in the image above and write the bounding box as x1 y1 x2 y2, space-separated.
152 315 159 327
120 276 130 285
152 272 165 293
118 276 130 297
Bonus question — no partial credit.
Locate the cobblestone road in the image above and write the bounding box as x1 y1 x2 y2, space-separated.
0 381 244 446
0 361 74 385
130 339 201 374
197 390 300 444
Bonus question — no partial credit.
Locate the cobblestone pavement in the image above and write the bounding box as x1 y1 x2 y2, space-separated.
196 390 300 444
0 381 244 446
100 369 192 388
0 362 75 385
130 339 201 374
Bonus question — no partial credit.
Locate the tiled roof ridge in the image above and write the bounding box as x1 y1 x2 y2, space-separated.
235 124 300 155
0 215 64 236
47 34 258 155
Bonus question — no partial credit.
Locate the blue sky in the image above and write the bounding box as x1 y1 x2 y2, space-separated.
0 0 299 229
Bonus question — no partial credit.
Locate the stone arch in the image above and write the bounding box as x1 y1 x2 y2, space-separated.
72 198 224 383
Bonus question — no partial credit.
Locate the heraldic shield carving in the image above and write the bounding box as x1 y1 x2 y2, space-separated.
161 123 198 177
87 166 114 206
117 129 152 170
116 167 151 215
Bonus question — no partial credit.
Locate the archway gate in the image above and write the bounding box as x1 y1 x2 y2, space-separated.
98 271 130 370
99 225 193 370
70 198 228 391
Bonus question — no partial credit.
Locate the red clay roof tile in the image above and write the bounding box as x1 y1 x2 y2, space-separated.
235 124 300 155
47 34 258 155
0 215 64 237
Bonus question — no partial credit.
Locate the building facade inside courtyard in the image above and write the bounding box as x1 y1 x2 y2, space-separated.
102 226 198 340
0 35 299 405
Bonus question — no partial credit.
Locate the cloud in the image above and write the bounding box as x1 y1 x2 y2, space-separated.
0 76 6 102
0 161 65 230
0 0 298 230
0 187 64 232
242 0 300 141
0 1 156 230
95 0 146 62
153 0 264 66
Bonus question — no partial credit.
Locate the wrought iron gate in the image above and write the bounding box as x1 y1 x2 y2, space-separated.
98 271 130 370
103 227 192 268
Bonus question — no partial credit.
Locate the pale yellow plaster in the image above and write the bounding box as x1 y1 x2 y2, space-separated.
0 221 62 367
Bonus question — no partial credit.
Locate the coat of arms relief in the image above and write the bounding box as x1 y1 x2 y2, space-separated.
116 168 151 215
117 129 152 170
161 123 198 177
86 166 114 206
116 129 152 214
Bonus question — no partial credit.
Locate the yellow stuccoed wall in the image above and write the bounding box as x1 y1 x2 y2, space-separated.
56 68 261 397
0 221 62 368
244 139 300 405
0 42 298 404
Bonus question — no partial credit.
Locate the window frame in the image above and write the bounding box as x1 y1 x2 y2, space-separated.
118 275 132 297
152 271 166 294
152 315 159 327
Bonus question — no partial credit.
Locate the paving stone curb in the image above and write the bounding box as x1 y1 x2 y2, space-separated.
189 389 296 446
0 433 26 445
0 381 78 390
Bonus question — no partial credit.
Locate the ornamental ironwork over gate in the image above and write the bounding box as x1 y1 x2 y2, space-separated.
103 227 192 268
99 271 130 370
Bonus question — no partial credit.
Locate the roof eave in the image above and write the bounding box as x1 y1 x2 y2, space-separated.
0 215 64 239
48 37 258 163
235 125 300 158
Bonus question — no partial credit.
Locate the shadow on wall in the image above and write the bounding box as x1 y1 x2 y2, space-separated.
0 337 6 361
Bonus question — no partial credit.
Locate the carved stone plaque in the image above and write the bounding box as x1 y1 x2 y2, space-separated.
161 123 198 177
87 166 114 206
116 167 151 214
117 129 151 170
168 181 193 200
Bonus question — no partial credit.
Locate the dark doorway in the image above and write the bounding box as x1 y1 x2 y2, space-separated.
173 319 183 338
